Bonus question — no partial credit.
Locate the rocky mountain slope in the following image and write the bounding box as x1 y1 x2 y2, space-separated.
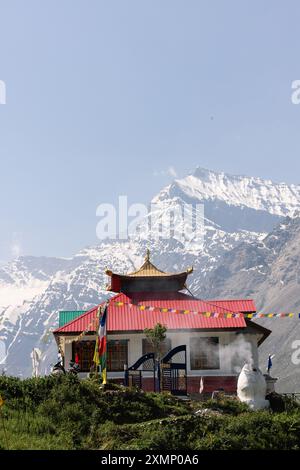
201 214 300 392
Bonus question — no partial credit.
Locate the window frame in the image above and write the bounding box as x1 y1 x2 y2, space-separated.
72 340 95 372
190 336 220 370
107 339 129 372
72 339 129 373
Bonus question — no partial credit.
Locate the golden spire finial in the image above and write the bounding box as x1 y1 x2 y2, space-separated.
145 248 150 262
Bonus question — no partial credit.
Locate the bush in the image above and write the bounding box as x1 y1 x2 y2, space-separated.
1 375 300 450
282 394 300 412
200 396 250 415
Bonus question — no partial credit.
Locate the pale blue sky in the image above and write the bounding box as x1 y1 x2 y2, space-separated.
1 1 300 261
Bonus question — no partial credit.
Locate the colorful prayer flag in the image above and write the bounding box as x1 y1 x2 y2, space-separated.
98 304 108 384
267 354 274 373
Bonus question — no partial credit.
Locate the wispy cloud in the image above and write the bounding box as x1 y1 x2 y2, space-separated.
167 166 177 178
153 166 178 179
10 233 22 259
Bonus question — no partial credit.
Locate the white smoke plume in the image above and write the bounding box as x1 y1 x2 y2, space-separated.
188 334 256 374
223 335 257 373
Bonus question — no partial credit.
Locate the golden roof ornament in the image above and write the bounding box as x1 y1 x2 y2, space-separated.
105 248 193 292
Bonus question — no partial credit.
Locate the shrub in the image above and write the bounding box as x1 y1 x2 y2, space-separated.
1 375 300 450
201 396 250 415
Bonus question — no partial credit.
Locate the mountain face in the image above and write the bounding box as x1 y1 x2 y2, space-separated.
201 215 300 392
157 167 300 232
1 167 300 389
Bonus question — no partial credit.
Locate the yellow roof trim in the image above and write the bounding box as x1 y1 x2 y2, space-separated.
106 250 193 278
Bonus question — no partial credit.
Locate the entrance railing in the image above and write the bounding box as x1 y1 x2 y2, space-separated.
124 345 187 396
160 345 187 396
124 353 156 391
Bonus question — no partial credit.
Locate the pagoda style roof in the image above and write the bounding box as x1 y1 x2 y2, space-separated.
106 250 193 293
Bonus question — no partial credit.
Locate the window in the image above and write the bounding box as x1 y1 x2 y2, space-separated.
72 339 129 373
190 337 220 370
73 341 95 372
107 340 128 372
142 337 171 359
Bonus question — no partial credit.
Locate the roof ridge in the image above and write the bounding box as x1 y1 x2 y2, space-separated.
127 259 169 276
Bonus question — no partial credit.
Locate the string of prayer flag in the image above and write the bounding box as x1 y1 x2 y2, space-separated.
113 300 297 318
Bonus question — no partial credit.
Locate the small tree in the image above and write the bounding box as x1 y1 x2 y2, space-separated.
143 323 167 361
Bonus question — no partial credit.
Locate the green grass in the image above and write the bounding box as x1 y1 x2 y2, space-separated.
0 375 300 450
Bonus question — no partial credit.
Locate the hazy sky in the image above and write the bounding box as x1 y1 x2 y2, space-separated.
1 1 300 261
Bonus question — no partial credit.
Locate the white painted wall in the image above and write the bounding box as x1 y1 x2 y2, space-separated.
62 329 262 379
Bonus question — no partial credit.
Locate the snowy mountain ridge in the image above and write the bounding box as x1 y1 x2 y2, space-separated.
163 167 300 216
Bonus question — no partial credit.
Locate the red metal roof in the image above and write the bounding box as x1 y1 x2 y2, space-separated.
53 292 255 334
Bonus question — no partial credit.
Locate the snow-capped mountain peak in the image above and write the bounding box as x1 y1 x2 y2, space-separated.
156 167 300 217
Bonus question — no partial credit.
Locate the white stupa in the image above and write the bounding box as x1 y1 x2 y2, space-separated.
237 363 270 410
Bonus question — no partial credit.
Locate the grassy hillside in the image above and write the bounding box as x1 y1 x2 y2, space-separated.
0 375 299 450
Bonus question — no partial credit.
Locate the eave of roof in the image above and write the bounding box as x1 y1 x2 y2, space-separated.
245 319 272 346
